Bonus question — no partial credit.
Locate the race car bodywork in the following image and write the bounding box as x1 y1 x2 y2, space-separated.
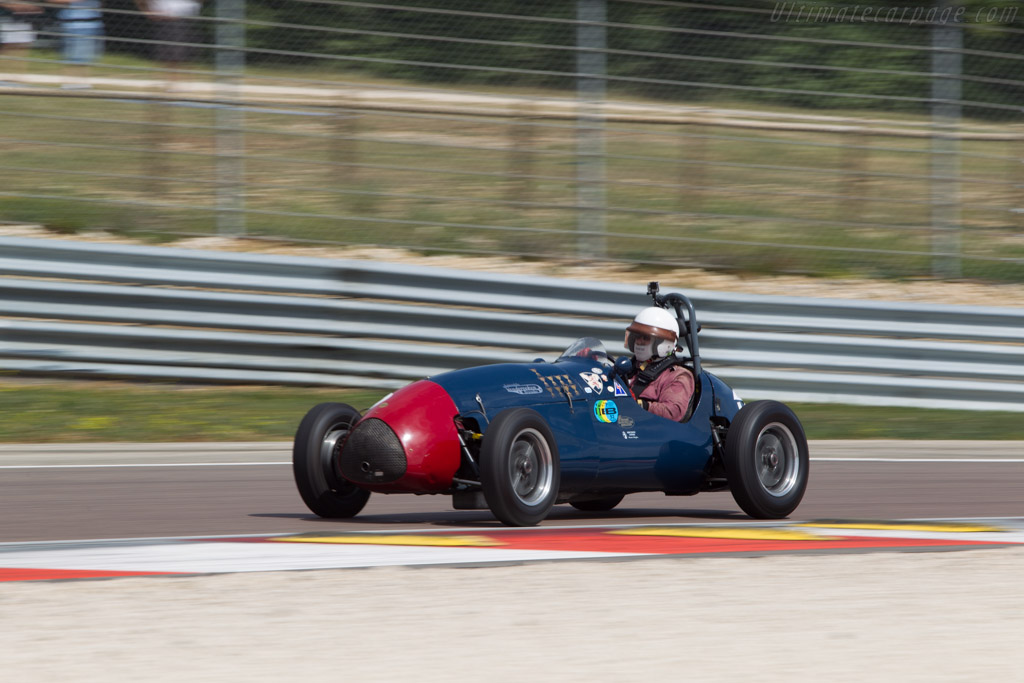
293 284 809 526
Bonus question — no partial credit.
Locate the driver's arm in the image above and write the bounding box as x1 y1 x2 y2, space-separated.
639 367 695 422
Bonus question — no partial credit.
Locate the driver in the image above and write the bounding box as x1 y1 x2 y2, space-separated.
624 307 695 422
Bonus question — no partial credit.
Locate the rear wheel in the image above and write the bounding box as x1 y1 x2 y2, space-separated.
723 401 809 519
293 403 371 518
570 495 625 512
480 408 560 527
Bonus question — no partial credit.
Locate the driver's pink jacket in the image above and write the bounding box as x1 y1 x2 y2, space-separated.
629 365 695 422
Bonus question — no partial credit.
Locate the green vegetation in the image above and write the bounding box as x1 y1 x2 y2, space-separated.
3 1 1021 280
790 403 1024 440
0 381 1020 443
0 381 385 443
95 0 1023 117
3 87 1020 280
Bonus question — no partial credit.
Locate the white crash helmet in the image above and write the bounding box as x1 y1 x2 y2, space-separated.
625 306 679 360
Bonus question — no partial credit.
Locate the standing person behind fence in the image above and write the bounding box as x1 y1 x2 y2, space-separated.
0 1 42 78
53 0 104 88
134 0 201 88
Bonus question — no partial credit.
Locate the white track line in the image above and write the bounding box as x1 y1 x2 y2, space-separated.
4 458 1024 469
813 458 1024 463
0 462 291 469
3 518 1023 548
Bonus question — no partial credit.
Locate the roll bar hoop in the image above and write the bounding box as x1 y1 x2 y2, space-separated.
647 281 701 375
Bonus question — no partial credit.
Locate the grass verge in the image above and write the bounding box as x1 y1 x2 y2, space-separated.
0 382 386 444
4 55 1021 281
0 381 1020 443
789 403 1024 440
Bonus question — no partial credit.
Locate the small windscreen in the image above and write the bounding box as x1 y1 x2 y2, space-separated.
557 337 611 366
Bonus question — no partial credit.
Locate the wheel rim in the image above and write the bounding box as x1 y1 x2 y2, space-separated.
754 422 800 497
507 427 554 506
320 423 355 494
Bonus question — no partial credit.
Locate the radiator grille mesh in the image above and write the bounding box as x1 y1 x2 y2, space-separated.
340 418 406 484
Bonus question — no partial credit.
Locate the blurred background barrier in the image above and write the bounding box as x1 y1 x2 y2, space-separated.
1 1 1022 281
3 236 1024 411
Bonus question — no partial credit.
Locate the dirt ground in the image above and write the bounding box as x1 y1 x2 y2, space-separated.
2 547 1023 682
4 223 1024 307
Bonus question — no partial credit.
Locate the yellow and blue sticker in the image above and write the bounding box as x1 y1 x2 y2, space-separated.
594 399 619 423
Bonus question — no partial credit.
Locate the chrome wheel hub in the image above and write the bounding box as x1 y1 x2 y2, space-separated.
321 426 350 494
754 422 799 497
508 428 553 506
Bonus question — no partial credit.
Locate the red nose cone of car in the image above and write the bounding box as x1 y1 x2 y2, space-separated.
338 380 461 493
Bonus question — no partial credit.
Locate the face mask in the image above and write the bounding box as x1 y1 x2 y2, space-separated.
633 341 654 362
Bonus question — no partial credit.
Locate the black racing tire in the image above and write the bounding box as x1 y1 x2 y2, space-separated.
723 400 809 519
293 402 371 518
480 408 561 527
570 495 625 512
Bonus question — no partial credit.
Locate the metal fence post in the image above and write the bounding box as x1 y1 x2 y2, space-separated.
332 105 361 212
145 98 169 226
506 107 535 204
679 122 708 213
930 3 963 278
215 0 246 237
576 0 606 260
1016 139 1024 230
839 129 870 222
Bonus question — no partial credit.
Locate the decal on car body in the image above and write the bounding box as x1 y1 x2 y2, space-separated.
530 369 582 398
579 372 605 393
594 400 619 423
503 383 543 395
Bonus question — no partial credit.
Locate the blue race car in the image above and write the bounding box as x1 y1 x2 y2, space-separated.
293 283 809 526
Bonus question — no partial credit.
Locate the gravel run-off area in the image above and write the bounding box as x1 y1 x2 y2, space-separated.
2 547 1023 682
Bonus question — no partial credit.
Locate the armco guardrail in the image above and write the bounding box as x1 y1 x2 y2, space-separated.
2 236 1024 411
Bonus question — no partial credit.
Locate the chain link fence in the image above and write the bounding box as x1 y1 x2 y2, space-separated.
1 0 1022 281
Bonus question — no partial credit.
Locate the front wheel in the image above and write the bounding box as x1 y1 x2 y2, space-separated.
480 408 560 527
723 401 809 519
293 402 371 518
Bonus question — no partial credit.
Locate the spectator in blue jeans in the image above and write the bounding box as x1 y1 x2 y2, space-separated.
55 0 104 87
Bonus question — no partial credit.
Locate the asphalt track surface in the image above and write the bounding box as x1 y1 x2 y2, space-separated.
1 440 1022 543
